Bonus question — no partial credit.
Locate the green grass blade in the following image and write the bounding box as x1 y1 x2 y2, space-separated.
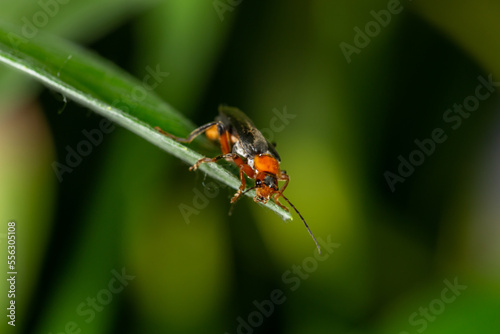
0 24 292 220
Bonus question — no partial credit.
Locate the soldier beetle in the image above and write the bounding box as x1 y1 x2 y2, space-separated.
156 105 320 253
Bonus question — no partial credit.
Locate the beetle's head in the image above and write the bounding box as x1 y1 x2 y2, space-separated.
252 154 281 203
254 172 278 203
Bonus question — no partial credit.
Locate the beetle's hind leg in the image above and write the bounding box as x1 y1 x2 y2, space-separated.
155 121 220 143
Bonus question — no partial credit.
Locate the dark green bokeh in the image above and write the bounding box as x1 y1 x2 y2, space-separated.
1 1 499 334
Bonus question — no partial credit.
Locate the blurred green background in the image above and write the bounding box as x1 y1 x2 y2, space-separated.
1 0 500 333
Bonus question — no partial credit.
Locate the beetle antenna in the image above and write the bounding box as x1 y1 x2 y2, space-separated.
228 186 256 216
281 195 321 254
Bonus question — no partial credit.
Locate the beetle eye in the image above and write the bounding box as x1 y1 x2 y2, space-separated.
263 175 278 190
255 179 262 187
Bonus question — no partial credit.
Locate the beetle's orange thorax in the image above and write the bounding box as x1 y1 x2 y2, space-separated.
253 154 280 175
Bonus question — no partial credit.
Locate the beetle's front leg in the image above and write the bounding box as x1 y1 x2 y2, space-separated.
273 193 289 211
189 153 236 171
272 171 290 210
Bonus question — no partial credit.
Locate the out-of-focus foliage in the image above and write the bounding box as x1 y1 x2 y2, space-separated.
0 1 499 334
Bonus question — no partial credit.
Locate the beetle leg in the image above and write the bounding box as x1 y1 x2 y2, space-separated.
273 193 289 211
155 121 221 143
230 167 247 204
278 171 289 193
273 171 290 211
189 153 237 171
